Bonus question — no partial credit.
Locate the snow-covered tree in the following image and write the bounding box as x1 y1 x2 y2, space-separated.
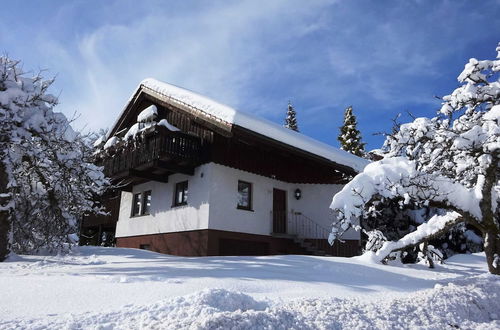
0 57 108 260
338 106 365 157
360 198 483 266
284 101 299 132
329 43 500 275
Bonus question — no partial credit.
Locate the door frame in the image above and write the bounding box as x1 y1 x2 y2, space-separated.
272 188 287 234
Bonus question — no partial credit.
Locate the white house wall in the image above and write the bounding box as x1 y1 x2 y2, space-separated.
115 164 211 238
207 163 360 240
115 162 359 241
208 163 283 235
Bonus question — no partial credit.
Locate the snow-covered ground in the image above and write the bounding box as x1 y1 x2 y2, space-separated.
0 247 499 329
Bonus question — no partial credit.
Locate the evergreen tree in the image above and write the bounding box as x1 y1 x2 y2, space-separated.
284 101 299 132
338 106 365 157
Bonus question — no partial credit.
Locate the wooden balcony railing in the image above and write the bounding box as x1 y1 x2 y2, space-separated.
100 126 202 179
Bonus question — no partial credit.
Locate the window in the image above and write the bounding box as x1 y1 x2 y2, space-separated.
132 193 142 216
174 181 188 206
237 180 252 210
139 244 151 251
142 190 152 215
131 190 152 216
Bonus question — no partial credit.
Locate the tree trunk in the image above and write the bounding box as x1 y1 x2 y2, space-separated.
483 230 500 275
421 241 435 269
478 157 500 275
0 159 11 261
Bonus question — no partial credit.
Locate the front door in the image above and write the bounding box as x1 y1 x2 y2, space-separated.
273 188 287 233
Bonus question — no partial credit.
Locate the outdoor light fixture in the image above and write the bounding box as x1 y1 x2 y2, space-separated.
294 188 302 200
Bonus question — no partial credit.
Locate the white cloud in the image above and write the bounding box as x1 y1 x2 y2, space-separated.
36 0 335 132
14 0 498 149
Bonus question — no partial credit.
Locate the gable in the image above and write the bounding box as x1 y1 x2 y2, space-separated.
109 89 232 141
106 79 369 175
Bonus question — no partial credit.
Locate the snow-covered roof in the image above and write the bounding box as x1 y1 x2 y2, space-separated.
114 78 369 172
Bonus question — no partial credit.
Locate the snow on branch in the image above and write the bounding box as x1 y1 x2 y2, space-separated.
440 49 500 115
329 158 482 242
0 56 109 256
329 42 499 274
371 211 462 263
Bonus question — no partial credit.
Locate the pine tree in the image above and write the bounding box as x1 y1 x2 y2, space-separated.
284 101 299 132
338 106 365 157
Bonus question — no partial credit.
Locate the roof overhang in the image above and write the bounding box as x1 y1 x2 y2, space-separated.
107 79 370 174
108 84 233 139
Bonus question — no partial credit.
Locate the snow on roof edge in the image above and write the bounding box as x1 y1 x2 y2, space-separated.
112 78 369 172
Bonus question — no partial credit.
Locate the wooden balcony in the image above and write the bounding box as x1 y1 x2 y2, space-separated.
99 126 202 186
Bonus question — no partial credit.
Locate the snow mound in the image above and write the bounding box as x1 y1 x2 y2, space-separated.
3 276 499 329
184 288 268 312
5 252 23 262
290 275 500 329
1 289 269 329
11 254 107 273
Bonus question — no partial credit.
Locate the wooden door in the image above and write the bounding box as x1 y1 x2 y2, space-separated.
273 188 287 233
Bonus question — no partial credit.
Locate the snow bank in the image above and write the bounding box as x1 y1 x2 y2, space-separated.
137 78 369 172
1 247 496 328
3 276 498 329
289 275 500 329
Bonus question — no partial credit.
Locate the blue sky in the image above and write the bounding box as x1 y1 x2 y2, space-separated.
1 0 499 150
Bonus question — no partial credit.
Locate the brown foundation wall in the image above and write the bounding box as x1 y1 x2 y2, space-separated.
117 230 209 256
117 229 360 257
207 230 307 256
304 238 360 257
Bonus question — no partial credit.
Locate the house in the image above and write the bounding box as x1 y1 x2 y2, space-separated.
85 78 368 257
